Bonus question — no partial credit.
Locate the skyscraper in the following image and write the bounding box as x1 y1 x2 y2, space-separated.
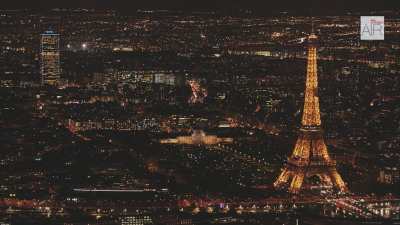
40 31 60 86
273 32 347 194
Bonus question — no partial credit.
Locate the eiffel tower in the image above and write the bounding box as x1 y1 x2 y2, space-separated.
273 30 347 194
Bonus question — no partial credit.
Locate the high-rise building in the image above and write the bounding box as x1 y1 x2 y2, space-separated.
273 31 347 194
40 31 60 86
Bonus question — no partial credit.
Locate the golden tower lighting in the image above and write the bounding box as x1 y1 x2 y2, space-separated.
273 32 347 194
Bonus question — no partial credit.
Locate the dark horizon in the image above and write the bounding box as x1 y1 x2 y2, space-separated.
1 0 400 14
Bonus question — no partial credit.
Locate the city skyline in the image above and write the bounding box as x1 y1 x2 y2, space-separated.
0 7 399 225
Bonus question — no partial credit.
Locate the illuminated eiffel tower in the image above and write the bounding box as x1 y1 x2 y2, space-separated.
273 30 347 194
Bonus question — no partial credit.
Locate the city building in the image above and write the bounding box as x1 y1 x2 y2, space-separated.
40 31 60 86
378 167 400 185
160 129 233 145
120 215 153 225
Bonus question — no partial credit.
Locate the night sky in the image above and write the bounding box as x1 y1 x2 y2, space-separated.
1 0 400 13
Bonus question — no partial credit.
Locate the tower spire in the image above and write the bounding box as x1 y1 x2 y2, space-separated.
310 0 315 34
311 17 315 34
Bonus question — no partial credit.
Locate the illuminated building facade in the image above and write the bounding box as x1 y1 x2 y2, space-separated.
274 32 347 194
120 215 153 225
41 31 60 85
188 80 207 104
160 129 233 145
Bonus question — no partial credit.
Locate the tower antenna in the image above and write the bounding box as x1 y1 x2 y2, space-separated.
310 2 315 35
311 17 315 34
